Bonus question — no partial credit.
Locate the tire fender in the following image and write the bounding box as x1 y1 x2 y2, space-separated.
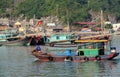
95 55 101 61
84 57 89 61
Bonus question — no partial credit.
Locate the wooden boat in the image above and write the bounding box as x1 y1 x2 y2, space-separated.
2 38 29 46
0 33 8 46
0 33 29 46
31 40 119 62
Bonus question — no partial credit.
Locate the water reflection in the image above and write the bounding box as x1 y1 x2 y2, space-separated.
31 61 76 77
30 59 120 77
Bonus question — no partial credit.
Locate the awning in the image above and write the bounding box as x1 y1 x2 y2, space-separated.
14 22 21 25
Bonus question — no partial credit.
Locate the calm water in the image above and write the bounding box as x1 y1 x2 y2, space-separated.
0 35 120 77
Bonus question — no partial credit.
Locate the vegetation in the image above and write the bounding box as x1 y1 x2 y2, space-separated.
1 0 120 24
0 0 13 17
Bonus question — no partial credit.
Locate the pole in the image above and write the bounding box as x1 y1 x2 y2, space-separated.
66 8 70 32
101 10 105 34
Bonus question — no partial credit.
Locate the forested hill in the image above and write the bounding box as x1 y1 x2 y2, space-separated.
0 0 120 24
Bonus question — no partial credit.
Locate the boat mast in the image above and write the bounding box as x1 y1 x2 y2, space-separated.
100 10 105 34
66 8 70 33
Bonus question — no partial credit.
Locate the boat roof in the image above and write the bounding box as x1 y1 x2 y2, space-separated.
75 40 108 43
51 33 72 36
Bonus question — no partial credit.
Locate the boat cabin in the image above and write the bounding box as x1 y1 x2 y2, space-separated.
75 40 108 57
48 33 77 43
0 34 7 42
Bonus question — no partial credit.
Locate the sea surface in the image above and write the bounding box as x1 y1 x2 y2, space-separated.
0 35 120 77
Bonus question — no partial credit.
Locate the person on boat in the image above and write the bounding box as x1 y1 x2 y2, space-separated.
64 49 73 61
109 47 116 58
30 36 37 45
36 44 42 53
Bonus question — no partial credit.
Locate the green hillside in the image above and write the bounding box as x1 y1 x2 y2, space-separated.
0 0 120 24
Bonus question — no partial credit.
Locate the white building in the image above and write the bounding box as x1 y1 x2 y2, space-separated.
47 23 56 27
112 23 120 31
0 18 9 25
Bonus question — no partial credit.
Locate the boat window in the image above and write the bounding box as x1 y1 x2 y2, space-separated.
56 36 59 39
97 42 104 49
78 43 98 49
78 43 87 49
69 36 71 39
78 51 84 56
70 35 75 39
66 36 69 39
0 35 6 39
79 42 99 49
86 43 90 48
92 43 97 48
77 42 105 49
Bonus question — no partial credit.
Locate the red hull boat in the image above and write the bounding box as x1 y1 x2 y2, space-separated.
32 40 119 62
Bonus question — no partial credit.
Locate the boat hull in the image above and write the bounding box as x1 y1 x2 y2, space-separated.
32 51 119 62
0 38 29 46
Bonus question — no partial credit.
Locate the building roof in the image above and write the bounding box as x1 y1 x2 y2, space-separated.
73 22 96 25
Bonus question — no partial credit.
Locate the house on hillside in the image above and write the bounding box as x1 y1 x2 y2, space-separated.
0 24 8 31
72 22 95 32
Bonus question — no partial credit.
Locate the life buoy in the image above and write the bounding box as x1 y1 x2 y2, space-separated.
95 55 101 61
48 56 54 61
84 57 89 61
64 56 73 61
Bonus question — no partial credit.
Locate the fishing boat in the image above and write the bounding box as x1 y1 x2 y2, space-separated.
46 33 77 47
31 39 119 62
0 32 29 46
0 34 7 46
